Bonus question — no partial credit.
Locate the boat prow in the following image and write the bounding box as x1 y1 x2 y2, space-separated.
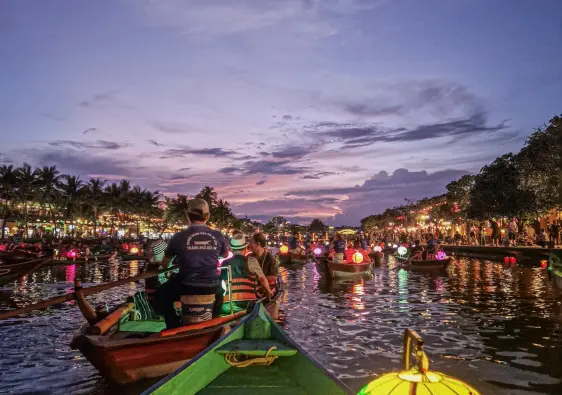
326 260 372 278
143 302 353 395
402 257 451 270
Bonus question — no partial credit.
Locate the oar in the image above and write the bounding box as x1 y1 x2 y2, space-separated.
0 264 179 320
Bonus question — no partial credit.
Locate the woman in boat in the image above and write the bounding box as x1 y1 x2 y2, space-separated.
249 232 278 290
144 239 168 309
425 234 440 260
153 198 229 329
410 240 424 260
218 233 274 314
288 231 305 256
332 233 346 263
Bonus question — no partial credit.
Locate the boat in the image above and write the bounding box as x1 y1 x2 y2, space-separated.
70 280 284 385
326 260 372 278
0 249 42 262
277 252 307 266
49 254 114 264
402 257 451 270
0 258 48 280
142 302 353 395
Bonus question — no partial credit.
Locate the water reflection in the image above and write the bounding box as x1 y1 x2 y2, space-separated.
0 258 561 394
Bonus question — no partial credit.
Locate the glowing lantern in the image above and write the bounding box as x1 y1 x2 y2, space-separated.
67 250 77 259
392 244 398 249
387 242 392 247
313 247 322 256
436 251 447 260
352 251 364 263
374 246 382 252
280 245 289 255
541 260 548 269
359 329 481 395
397 246 408 256
509 256 516 264
503 256 509 264
130 246 139 254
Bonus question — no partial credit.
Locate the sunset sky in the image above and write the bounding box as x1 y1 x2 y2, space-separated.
1 0 561 225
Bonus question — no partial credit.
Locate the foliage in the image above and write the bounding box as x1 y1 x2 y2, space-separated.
308 218 326 234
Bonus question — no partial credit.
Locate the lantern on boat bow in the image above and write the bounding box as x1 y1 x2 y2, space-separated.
358 329 481 395
313 247 322 256
435 251 447 261
352 251 364 264
129 246 139 254
279 244 289 255
397 246 408 256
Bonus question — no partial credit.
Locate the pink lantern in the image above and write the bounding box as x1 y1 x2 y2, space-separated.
313 247 322 256
436 251 447 260
67 250 77 259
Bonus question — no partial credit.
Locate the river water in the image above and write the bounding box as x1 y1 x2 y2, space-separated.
1 256 561 394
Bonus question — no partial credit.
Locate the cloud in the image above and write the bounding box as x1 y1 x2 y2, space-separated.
160 147 237 159
270 145 316 160
148 139 165 147
82 128 98 135
39 113 65 122
283 168 470 225
148 120 200 134
256 180 267 185
232 196 341 222
79 89 122 107
219 159 312 176
300 172 337 179
48 140 129 150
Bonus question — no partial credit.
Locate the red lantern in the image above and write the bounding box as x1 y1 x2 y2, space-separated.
509 257 516 264
504 257 509 264
541 260 548 269
280 245 289 255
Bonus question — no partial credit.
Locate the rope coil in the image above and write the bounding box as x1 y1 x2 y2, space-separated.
224 346 278 368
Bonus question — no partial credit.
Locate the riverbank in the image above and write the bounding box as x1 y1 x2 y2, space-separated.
442 244 562 265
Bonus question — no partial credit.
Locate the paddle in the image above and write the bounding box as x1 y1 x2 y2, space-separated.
0 264 179 320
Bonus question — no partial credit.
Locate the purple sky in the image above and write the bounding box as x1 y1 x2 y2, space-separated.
1 0 561 225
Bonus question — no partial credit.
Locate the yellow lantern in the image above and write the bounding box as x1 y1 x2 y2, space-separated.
280 245 289 255
359 329 480 395
130 247 139 254
352 251 364 264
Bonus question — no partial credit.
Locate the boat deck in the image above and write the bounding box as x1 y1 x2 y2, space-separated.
198 365 308 395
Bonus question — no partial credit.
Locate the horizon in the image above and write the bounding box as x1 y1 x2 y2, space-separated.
1 1 561 225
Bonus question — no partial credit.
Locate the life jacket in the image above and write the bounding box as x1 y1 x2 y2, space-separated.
220 255 257 303
345 248 355 263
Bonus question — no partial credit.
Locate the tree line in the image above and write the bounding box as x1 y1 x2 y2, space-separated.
361 114 562 230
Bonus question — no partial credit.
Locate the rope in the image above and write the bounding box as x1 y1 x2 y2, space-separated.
224 346 278 368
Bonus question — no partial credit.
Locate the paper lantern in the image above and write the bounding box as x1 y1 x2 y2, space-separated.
359 329 481 395
392 244 398 249
280 245 289 254
504 256 509 264
436 251 447 260
509 257 516 264
374 245 382 252
130 247 139 254
313 247 322 256
387 242 392 247
352 251 364 263
397 246 408 256
541 260 548 269
67 250 77 258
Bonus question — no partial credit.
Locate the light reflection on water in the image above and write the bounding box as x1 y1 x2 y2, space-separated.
0 257 561 394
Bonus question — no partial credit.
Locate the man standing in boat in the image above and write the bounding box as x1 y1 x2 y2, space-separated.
154 198 228 329
249 232 278 289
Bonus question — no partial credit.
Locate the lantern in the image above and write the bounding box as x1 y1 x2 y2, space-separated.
280 245 289 255
541 260 548 269
436 251 447 260
392 244 398 249
359 329 481 395
397 246 408 256
130 246 139 254
387 242 392 247
503 256 509 264
509 257 516 264
352 251 364 263
374 245 382 252
313 247 322 256
67 250 77 259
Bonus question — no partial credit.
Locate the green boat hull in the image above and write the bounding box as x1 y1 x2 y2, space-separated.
143 303 352 395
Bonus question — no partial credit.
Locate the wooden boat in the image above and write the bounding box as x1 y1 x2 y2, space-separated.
70 282 284 385
277 252 307 266
142 302 353 395
0 258 48 280
49 254 113 264
0 249 42 262
326 260 372 278
402 257 451 270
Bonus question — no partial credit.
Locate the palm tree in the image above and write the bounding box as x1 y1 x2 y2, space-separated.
16 163 37 237
0 165 18 239
104 183 121 237
60 175 84 237
85 178 106 236
35 165 61 232
215 199 233 228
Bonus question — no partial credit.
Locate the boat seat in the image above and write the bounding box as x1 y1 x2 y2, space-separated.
119 319 166 333
215 340 298 357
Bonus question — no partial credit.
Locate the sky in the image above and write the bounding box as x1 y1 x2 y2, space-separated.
1 0 561 225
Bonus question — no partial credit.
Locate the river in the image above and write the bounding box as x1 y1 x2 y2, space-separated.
1 256 561 394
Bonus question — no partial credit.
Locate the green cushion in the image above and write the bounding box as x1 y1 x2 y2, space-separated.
119 319 166 333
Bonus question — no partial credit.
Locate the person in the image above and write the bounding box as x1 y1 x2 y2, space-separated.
154 198 228 329
508 218 518 247
550 220 560 248
144 239 168 308
490 219 500 247
219 233 274 314
537 229 548 248
410 240 424 260
249 232 278 289
332 233 346 263
344 242 355 263
425 234 440 259
479 221 488 246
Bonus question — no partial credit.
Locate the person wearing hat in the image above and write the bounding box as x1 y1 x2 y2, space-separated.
143 239 169 308
218 233 274 314
154 198 228 329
